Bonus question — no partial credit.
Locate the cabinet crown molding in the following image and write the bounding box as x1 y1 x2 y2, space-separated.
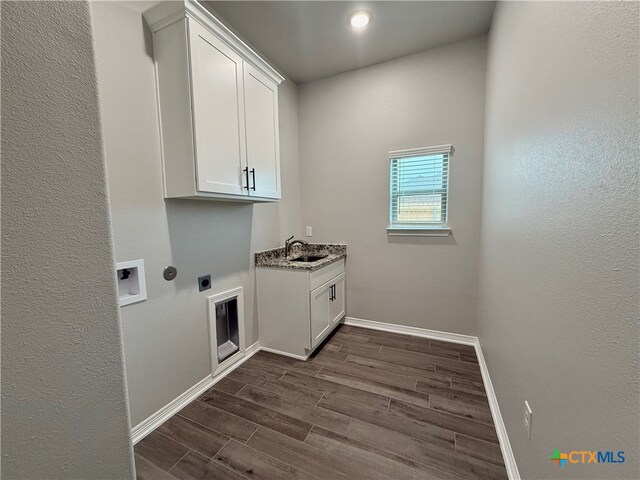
143 0 285 86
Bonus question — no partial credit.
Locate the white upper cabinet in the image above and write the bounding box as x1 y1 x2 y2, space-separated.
144 1 284 202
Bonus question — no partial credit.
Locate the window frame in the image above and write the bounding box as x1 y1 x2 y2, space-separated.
387 144 454 237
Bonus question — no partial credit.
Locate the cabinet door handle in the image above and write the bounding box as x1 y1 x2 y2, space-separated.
250 168 256 191
330 284 335 301
243 167 250 190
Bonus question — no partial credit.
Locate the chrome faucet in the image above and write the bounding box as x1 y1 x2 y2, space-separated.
284 235 308 257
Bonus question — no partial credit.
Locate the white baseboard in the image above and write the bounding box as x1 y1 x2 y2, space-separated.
343 316 477 346
342 315 520 480
131 340 260 445
259 345 309 361
474 341 520 480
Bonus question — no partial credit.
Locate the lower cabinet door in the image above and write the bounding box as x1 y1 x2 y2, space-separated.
310 283 331 348
329 273 345 324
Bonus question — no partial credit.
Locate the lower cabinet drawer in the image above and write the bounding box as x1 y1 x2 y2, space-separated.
310 259 345 291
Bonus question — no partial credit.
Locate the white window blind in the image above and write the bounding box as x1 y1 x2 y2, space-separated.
389 145 453 231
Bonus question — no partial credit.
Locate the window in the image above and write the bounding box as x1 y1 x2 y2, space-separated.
388 144 453 236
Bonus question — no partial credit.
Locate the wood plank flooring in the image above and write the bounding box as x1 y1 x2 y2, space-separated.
134 324 507 480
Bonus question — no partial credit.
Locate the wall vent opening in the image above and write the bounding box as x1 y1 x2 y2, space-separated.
215 299 239 362
208 287 246 374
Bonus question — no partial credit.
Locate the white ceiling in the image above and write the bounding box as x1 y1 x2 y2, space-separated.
207 1 495 84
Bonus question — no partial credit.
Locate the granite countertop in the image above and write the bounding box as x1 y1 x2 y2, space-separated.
255 243 346 271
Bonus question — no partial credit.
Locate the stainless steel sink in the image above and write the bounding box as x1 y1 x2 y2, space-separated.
289 255 327 262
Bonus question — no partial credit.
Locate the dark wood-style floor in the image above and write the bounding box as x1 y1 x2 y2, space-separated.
134 325 507 480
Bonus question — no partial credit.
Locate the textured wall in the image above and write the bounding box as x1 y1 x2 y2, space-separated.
90 1 302 426
298 37 487 334
479 2 639 478
1 1 135 478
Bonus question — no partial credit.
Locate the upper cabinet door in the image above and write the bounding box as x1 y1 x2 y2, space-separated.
243 64 281 199
188 20 247 195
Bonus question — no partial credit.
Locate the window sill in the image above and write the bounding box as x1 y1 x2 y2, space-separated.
386 226 452 237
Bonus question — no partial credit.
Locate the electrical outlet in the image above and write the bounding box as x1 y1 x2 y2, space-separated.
198 274 211 292
524 401 533 439
305 226 313 237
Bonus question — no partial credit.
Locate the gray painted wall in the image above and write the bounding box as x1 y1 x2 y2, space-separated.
1 1 134 478
479 2 639 478
298 37 487 335
91 1 302 426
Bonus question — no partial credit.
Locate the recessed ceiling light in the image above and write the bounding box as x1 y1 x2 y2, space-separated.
349 12 370 29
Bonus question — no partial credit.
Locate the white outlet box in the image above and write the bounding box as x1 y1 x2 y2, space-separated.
116 259 147 307
524 401 533 439
305 226 313 237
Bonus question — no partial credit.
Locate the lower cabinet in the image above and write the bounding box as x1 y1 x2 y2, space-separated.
257 260 346 358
